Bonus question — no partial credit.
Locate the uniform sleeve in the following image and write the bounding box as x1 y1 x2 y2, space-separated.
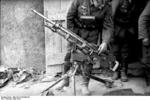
66 0 79 34
138 1 150 40
102 5 113 44
111 0 120 17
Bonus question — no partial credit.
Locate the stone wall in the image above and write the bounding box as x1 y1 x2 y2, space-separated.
0 0 45 71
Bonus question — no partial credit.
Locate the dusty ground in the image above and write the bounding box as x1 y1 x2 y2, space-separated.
0 74 148 96
0 62 149 96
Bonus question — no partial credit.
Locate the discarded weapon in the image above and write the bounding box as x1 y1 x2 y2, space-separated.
32 9 119 95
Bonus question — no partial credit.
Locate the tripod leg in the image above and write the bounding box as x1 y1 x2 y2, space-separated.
87 74 113 88
41 75 68 95
72 61 79 96
81 64 114 88
73 75 76 96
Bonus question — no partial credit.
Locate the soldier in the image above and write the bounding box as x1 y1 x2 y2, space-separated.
111 0 140 82
138 0 150 94
56 0 113 95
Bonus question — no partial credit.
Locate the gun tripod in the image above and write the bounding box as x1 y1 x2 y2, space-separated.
41 61 114 96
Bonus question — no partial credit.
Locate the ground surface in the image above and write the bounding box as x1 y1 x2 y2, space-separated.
0 74 148 96
0 63 149 96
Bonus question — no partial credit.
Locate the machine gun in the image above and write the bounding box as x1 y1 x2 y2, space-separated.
32 10 99 57
32 9 118 71
32 9 119 95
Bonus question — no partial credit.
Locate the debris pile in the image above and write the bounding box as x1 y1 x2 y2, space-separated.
0 66 13 88
13 69 33 84
0 65 44 88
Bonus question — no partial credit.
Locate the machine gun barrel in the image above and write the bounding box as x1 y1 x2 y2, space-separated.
32 10 98 54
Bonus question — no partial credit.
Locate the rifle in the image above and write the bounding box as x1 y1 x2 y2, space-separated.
32 9 118 71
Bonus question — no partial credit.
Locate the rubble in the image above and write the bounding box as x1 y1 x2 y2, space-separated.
13 70 33 84
0 65 44 88
0 66 13 88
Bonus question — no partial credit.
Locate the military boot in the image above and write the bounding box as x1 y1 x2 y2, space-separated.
56 77 69 90
120 71 128 82
145 66 150 86
80 74 91 95
112 71 120 80
145 72 150 95
145 86 150 94
81 83 91 96
80 71 91 95
80 62 92 95
120 62 128 82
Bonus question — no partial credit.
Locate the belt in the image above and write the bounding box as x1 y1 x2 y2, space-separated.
82 24 97 29
75 19 98 29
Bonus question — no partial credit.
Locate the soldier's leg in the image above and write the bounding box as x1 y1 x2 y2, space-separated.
138 1 150 94
145 65 150 94
144 65 150 86
80 62 93 95
139 0 150 40
142 46 150 94
143 63 150 94
120 43 129 82
111 42 122 80
56 42 73 89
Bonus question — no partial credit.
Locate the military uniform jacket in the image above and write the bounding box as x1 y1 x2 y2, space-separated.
66 0 113 44
111 0 140 41
139 0 150 41
138 0 150 64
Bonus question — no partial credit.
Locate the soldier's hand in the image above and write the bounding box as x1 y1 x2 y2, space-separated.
98 42 107 54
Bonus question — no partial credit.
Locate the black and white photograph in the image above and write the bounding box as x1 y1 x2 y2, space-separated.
0 0 150 98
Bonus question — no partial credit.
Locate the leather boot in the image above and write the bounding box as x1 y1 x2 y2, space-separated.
145 86 150 94
120 61 128 82
81 83 91 96
80 62 92 95
112 71 120 80
80 70 91 95
120 71 128 82
80 72 91 95
145 66 150 86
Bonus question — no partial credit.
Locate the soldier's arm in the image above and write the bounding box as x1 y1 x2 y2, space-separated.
66 0 79 34
138 1 150 41
111 0 120 17
102 5 113 44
